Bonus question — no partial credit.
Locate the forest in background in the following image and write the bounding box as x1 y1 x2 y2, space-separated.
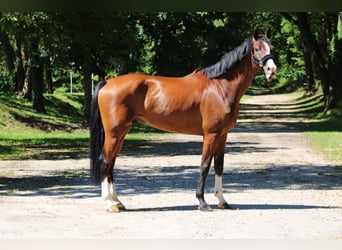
0 12 341 123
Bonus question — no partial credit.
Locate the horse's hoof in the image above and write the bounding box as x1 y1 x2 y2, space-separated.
106 205 121 213
117 203 126 211
106 203 126 213
198 204 213 212
218 202 234 210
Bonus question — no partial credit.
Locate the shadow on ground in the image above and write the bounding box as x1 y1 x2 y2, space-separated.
1 162 341 201
125 203 337 212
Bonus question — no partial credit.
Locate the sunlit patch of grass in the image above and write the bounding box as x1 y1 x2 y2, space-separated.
305 132 342 163
0 93 166 160
0 171 15 178
290 91 342 164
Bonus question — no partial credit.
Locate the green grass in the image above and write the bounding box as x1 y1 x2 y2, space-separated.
0 92 164 160
1 90 341 163
0 130 89 160
291 91 342 164
0 92 88 160
305 132 342 163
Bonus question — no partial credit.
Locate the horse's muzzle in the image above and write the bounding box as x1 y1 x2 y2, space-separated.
263 58 277 83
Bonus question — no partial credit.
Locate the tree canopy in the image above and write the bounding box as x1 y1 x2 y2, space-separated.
0 12 341 122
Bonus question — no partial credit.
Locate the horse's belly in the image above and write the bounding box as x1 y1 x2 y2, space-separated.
136 113 203 135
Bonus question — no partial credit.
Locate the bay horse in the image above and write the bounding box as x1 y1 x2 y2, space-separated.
90 28 277 212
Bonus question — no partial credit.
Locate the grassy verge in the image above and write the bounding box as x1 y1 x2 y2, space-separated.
0 93 164 160
303 114 342 164
305 132 342 163
1 90 341 164
292 91 342 164
0 93 86 160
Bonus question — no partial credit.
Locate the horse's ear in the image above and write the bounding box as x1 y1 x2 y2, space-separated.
266 28 272 39
253 28 260 40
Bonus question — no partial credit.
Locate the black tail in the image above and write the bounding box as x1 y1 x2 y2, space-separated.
89 80 107 185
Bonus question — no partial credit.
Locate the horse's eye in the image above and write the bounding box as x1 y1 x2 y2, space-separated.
254 47 261 52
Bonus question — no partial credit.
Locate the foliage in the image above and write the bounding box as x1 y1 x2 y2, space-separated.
2 12 342 164
0 70 14 93
283 12 342 109
1 12 342 117
275 17 306 90
0 91 164 160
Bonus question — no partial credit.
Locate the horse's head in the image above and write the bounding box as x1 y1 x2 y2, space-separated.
251 28 277 83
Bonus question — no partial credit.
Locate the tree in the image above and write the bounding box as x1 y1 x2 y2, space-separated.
0 13 27 95
283 12 342 109
331 12 342 107
49 13 139 123
2 12 338 120
138 12 257 76
0 12 52 112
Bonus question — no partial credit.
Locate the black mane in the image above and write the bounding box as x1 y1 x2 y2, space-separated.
198 36 253 79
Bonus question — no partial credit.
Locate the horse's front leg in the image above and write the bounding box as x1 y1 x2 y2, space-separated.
196 156 213 211
213 134 233 209
196 133 219 211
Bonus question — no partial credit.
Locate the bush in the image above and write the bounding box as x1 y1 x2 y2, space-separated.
0 71 15 93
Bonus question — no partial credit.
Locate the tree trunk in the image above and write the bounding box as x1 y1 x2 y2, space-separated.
45 64 53 94
281 13 321 95
0 33 15 73
330 12 342 107
31 63 46 113
295 13 331 107
30 40 46 113
302 47 316 93
337 13 342 102
15 40 26 93
20 66 32 101
83 64 92 125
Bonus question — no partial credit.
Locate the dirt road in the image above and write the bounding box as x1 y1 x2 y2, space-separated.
0 92 341 239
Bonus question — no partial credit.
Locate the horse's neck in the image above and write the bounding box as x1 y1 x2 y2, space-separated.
219 54 259 103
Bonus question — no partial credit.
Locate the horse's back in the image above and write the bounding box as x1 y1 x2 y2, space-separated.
100 72 207 104
104 72 205 87
97 72 209 135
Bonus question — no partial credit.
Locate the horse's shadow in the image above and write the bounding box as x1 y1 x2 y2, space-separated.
125 203 339 212
120 139 275 157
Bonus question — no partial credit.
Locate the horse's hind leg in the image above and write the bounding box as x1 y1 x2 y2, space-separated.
101 126 130 213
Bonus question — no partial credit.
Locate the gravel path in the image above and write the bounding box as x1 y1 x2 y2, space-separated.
0 92 341 239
